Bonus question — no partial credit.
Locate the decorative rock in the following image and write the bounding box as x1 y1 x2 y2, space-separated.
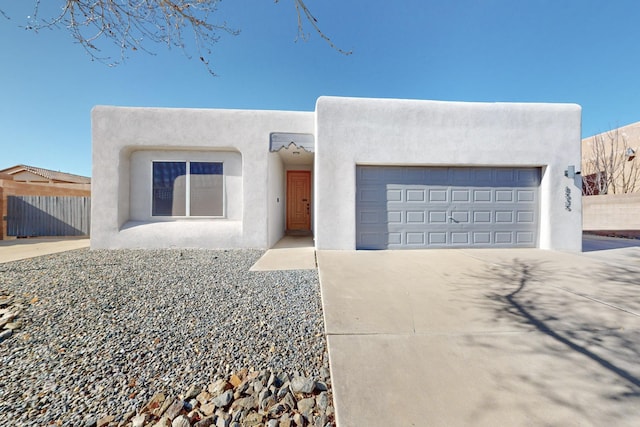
145 393 166 412
0 251 335 426
290 377 315 395
267 419 279 427
157 395 176 417
4 320 22 330
0 328 13 343
194 418 214 427
315 392 329 412
172 415 192 427
281 393 297 411
97 415 114 427
196 391 212 405
121 410 135 425
297 397 315 415
185 384 202 400
208 380 230 397
279 413 292 427
200 403 216 416
267 402 286 417
320 368 331 380
131 414 147 427
229 374 243 388
215 413 231 427
314 382 328 392
293 413 306 427
259 395 276 413
153 416 172 427
212 389 233 408
314 415 327 427
165 399 186 420
241 412 263 427
230 396 255 412
188 409 203 423
258 388 271 405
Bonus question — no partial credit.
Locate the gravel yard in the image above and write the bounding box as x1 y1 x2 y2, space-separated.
0 248 332 426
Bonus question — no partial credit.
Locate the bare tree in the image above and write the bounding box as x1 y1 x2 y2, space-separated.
2 0 350 75
582 127 640 195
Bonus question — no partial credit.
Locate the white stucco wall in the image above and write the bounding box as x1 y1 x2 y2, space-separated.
314 96 583 251
92 97 582 252
267 153 285 248
92 106 314 249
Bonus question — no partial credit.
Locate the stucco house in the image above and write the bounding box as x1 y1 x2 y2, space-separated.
91 96 582 251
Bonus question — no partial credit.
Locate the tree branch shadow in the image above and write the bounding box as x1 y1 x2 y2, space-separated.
502 261 640 389
463 257 640 400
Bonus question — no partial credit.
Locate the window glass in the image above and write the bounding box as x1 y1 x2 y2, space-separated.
190 162 224 216
152 161 223 217
152 162 186 216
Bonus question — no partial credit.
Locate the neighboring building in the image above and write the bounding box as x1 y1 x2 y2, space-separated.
0 165 91 239
581 121 640 195
91 96 582 252
582 122 640 233
0 164 92 185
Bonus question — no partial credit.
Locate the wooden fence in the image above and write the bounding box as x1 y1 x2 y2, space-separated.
6 196 91 237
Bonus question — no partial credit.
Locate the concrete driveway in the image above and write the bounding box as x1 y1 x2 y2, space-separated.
317 247 640 426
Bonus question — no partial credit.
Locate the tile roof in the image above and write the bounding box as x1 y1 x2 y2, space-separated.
0 164 91 184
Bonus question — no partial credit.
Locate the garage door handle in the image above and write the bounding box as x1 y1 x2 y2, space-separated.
448 216 459 223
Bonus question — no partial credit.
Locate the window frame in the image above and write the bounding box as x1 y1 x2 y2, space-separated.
151 160 225 218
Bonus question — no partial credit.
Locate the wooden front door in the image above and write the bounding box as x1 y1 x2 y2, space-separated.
286 171 311 231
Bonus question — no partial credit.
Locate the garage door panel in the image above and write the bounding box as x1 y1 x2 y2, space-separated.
356 166 540 249
405 189 426 202
451 232 470 244
406 211 426 223
386 188 403 202
429 189 448 202
517 231 535 244
450 211 470 223
429 211 448 223
473 211 492 223
451 190 470 202
517 190 535 202
517 211 535 223
473 232 491 244
387 211 403 224
473 189 492 202
495 190 514 202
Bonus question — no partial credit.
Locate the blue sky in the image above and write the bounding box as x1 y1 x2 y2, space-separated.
1 0 640 177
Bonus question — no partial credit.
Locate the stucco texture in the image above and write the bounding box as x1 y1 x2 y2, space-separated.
92 97 582 251
314 97 582 251
91 106 314 249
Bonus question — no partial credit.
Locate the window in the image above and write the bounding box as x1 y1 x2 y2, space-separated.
152 161 223 217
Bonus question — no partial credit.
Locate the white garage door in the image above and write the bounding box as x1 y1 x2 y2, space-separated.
356 166 540 249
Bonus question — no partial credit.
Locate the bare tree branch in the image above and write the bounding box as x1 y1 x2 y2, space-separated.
582 127 640 195
290 0 352 55
4 0 351 75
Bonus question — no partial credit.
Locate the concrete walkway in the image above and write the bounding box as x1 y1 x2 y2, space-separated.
0 238 89 263
250 236 316 271
318 248 640 426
